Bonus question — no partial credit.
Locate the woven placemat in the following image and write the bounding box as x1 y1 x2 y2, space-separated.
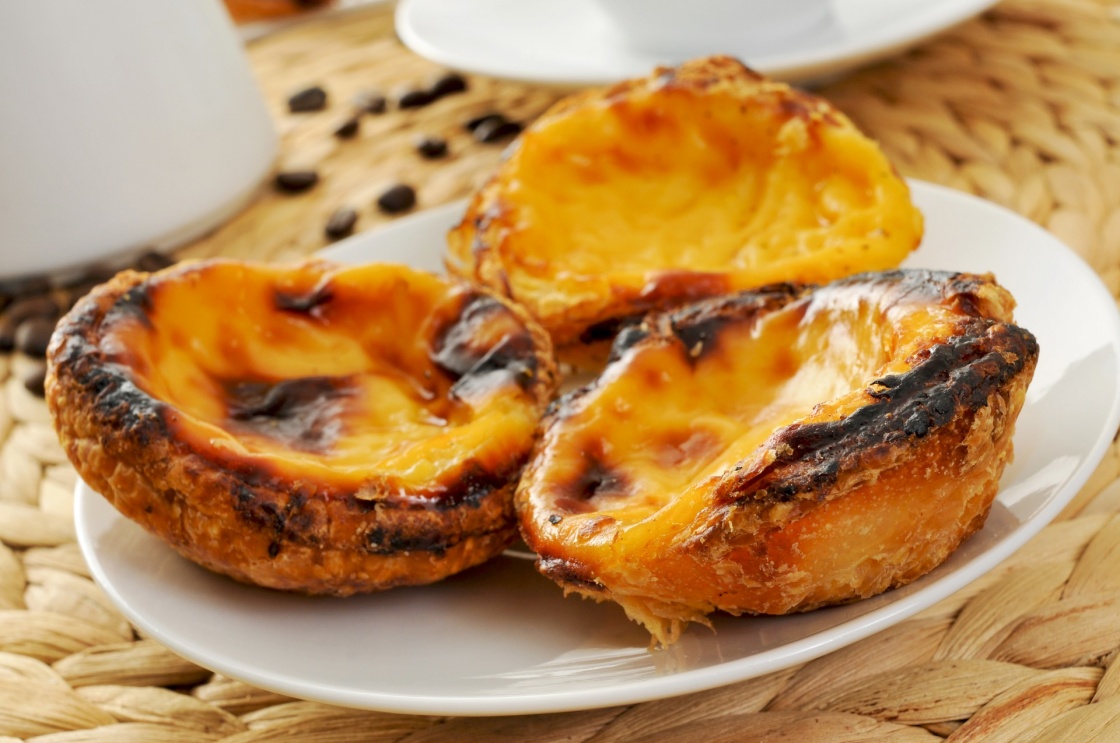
4 0 1120 740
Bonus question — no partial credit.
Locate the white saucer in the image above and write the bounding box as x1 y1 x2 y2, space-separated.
396 0 998 86
76 181 1120 716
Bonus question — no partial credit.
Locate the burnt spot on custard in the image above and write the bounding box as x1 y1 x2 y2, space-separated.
431 292 539 395
606 323 650 359
575 450 629 501
559 450 630 514
720 318 1038 506
582 315 641 348
596 282 802 359
223 376 356 451
104 282 155 330
275 280 334 316
664 283 806 363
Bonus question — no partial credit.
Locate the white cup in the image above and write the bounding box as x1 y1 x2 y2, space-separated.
0 1 278 280
590 0 833 58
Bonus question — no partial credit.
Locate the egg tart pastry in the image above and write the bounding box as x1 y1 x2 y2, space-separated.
448 55 923 359
47 260 558 595
516 269 1038 645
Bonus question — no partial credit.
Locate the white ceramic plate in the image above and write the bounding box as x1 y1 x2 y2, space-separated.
76 180 1120 716
395 0 999 86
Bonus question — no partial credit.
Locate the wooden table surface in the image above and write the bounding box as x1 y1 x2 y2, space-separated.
5 1 1120 741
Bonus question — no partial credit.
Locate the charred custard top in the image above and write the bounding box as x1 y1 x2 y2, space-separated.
93 260 551 496
521 270 1029 537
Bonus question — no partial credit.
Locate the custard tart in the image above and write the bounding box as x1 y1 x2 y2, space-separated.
448 55 924 358
47 260 558 595
516 269 1038 645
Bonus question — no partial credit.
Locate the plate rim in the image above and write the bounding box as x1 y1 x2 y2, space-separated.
75 179 1120 715
394 0 1001 86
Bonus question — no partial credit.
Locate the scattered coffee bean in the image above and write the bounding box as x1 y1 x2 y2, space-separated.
0 276 52 302
415 135 448 159
333 115 361 139
0 295 60 351
135 250 176 273
376 184 417 214
397 88 434 109
69 264 118 287
4 295 60 324
288 85 328 113
472 116 523 143
21 362 47 397
0 249 183 401
324 206 358 240
274 170 320 193
429 72 468 99
464 112 505 133
353 90 387 114
14 317 57 358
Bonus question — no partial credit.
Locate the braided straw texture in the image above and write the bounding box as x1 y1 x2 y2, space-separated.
4 0 1120 739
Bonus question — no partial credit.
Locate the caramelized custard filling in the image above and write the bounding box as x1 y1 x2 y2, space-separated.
537 277 969 528
100 261 542 493
492 81 921 316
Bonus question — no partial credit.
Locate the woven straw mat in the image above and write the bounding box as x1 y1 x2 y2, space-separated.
4 0 1120 740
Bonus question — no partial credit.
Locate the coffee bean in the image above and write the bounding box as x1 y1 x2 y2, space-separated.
324 206 358 240
275 170 319 193
464 112 505 133
473 116 522 143
134 250 175 272
333 115 361 139
429 72 467 99
376 184 416 214
0 295 60 351
0 326 15 353
22 362 47 398
288 85 328 113
415 135 448 159
397 88 434 109
4 295 61 324
353 90 387 114
67 265 117 287
0 275 51 300
14 317 57 358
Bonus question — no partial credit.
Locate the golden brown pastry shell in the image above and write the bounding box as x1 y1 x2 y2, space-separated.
448 55 924 357
516 269 1038 645
47 260 558 595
